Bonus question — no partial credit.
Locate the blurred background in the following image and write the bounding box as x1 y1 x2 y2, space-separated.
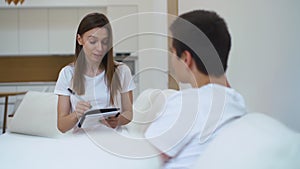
0 0 299 133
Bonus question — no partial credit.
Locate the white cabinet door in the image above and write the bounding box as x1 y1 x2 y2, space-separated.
77 7 107 22
19 9 48 55
48 8 78 54
107 6 138 53
0 6 138 56
0 9 18 55
48 7 107 55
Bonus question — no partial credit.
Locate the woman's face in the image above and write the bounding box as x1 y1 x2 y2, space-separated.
77 27 109 65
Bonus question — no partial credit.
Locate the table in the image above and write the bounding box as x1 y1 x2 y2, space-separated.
0 91 27 133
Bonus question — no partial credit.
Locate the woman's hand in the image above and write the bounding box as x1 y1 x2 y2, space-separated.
101 116 119 128
74 101 91 119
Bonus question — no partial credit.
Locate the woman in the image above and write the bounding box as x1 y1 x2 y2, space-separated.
54 13 135 133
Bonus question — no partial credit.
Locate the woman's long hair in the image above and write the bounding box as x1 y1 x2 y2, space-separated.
73 12 120 105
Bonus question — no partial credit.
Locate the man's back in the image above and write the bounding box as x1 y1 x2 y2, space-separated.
145 84 247 168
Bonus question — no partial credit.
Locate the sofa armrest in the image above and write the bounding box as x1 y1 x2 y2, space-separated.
193 113 300 169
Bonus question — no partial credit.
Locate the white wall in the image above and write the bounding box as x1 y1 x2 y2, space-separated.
136 0 169 93
179 0 300 131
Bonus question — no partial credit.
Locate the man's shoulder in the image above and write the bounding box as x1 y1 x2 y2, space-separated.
166 87 205 101
165 84 245 112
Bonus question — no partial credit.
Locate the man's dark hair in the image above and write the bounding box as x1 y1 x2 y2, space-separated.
170 10 231 76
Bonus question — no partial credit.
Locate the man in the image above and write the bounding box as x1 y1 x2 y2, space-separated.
145 10 247 169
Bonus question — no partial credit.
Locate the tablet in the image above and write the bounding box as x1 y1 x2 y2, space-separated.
78 108 120 128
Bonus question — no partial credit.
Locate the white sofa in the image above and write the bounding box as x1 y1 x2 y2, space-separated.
4 89 300 169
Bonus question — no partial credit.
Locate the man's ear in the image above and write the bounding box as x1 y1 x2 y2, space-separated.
77 34 83 45
181 50 193 68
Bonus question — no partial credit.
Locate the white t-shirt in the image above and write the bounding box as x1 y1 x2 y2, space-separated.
145 84 247 169
54 63 135 112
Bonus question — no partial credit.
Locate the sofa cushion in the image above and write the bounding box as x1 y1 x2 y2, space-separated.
8 91 62 138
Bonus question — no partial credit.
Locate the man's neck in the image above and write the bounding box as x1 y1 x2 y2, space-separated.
190 71 228 88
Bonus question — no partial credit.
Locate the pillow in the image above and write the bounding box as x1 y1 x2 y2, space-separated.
8 91 62 138
192 113 300 169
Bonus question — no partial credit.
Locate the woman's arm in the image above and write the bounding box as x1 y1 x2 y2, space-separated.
104 91 133 128
57 95 77 133
118 90 133 125
57 95 91 133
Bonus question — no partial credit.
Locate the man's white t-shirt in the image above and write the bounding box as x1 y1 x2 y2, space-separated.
54 63 135 112
145 84 247 169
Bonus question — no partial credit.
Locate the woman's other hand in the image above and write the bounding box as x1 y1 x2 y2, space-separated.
101 116 119 128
